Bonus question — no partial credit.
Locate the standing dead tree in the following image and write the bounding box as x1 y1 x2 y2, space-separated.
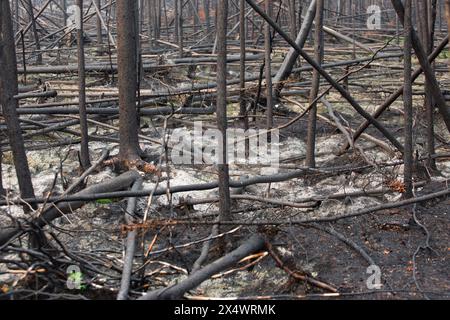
264 0 273 130
24 0 42 64
403 0 413 198
76 0 91 170
306 0 324 168
116 0 142 163
391 0 450 134
216 0 232 222
245 0 404 154
0 0 36 210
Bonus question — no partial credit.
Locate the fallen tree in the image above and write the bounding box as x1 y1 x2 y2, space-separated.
138 234 266 300
0 171 141 247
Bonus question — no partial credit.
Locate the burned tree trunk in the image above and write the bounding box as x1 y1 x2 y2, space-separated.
0 0 36 208
203 0 212 41
403 0 414 198
76 0 91 170
96 0 103 45
216 0 231 222
417 0 437 171
239 0 248 133
306 0 324 168
273 0 316 98
117 0 142 162
392 0 450 134
25 0 42 64
264 0 273 130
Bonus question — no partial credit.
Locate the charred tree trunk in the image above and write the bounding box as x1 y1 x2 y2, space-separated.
273 0 316 98
0 0 36 208
264 0 273 130
174 0 180 44
403 0 414 198
306 0 324 168
446 1 450 67
216 0 231 222
61 0 67 28
25 0 42 64
392 0 450 134
117 0 142 162
203 0 212 41
177 0 183 57
96 0 103 45
288 0 297 38
14 0 20 34
0 150 4 196
239 0 248 134
147 0 153 49
417 0 437 171
76 0 91 170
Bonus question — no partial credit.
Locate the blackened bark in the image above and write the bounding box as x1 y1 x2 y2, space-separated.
403 0 414 198
117 0 141 161
418 0 437 170
239 0 248 134
203 0 212 41
0 0 36 208
76 0 91 170
264 0 273 130
25 0 42 65
391 0 450 134
216 0 231 221
272 0 316 98
0 150 5 196
306 0 324 168
96 0 102 44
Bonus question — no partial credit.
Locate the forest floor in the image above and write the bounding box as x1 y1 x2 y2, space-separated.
1 112 449 300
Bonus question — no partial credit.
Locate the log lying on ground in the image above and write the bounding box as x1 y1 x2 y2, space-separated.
16 54 264 75
2 157 446 207
16 106 216 116
14 90 57 100
18 84 39 93
0 171 141 247
0 168 325 206
117 178 143 300
138 234 266 300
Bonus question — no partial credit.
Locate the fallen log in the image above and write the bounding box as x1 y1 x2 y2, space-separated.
138 234 266 300
16 106 216 116
0 171 141 247
117 179 144 300
14 90 57 100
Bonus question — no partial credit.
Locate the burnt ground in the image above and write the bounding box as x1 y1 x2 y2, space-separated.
133 184 450 300
1 92 449 301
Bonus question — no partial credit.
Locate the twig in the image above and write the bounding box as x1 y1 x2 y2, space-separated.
265 241 338 293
